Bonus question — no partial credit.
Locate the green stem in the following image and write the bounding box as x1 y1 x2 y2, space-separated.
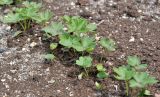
23 20 27 32
28 20 31 29
84 68 88 77
125 80 129 96
19 22 25 31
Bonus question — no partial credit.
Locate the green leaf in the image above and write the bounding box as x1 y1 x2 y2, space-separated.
99 38 116 51
33 10 53 24
43 54 55 60
113 66 134 80
2 13 21 23
129 72 158 88
127 55 141 67
95 82 103 90
59 33 74 48
97 71 108 79
50 43 58 50
73 36 96 52
144 90 151 95
76 56 92 68
96 64 106 72
87 23 97 32
13 31 22 37
64 16 96 36
23 1 42 12
42 22 64 36
0 0 13 5
135 64 147 70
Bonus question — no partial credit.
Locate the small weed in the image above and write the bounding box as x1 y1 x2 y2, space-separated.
76 56 92 77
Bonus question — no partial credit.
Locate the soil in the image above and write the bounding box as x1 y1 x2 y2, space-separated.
0 0 160 97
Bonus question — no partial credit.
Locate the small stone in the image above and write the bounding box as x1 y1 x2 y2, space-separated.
48 79 55 84
29 42 37 48
22 48 26 51
129 36 135 42
1 79 6 82
10 70 17 73
57 90 61 93
27 38 31 42
5 26 11 31
140 38 144 41
71 2 75 6
69 92 74 96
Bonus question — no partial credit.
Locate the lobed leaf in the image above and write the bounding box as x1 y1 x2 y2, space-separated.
99 38 116 51
76 56 92 68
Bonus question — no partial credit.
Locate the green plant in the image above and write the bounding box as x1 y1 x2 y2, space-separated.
95 82 103 90
114 55 158 97
2 1 53 32
50 43 58 50
129 72 158 97
113 66 135 96
0 0 13 5
96 64 108 79
76 56 92 76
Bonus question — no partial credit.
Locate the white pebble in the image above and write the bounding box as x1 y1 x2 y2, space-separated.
1 79 6 82
129 36 135 42
71 2 75 6
30 42 37 48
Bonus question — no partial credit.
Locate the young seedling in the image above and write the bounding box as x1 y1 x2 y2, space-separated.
43 54 55 61
76 56 92 77
50 43 58 50
113 66 135 96
2 1 52 32
129 72 158 97
96 64 108 79
0 0 13 5
95 82 103 90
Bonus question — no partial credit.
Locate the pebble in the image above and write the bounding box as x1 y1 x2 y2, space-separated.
48 79 55 84
29 42 37 48
10 70 17 73
129 36 135 42
1 79 6 82
71 2 75 6
57 90 61 93
69 92 74 96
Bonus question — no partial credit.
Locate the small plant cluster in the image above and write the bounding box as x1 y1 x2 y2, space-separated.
1 1 52 32
42 15 116 80
113 55 158 97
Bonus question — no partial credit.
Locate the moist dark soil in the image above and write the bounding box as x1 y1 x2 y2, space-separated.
0 0 160 97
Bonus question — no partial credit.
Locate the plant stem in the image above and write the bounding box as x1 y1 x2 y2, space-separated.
23 20 27 32
28 20 31 29
19 22 25 31
84 68 88 77
125 80 129 96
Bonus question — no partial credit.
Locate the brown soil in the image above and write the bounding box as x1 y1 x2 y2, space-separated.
0 0 160 97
